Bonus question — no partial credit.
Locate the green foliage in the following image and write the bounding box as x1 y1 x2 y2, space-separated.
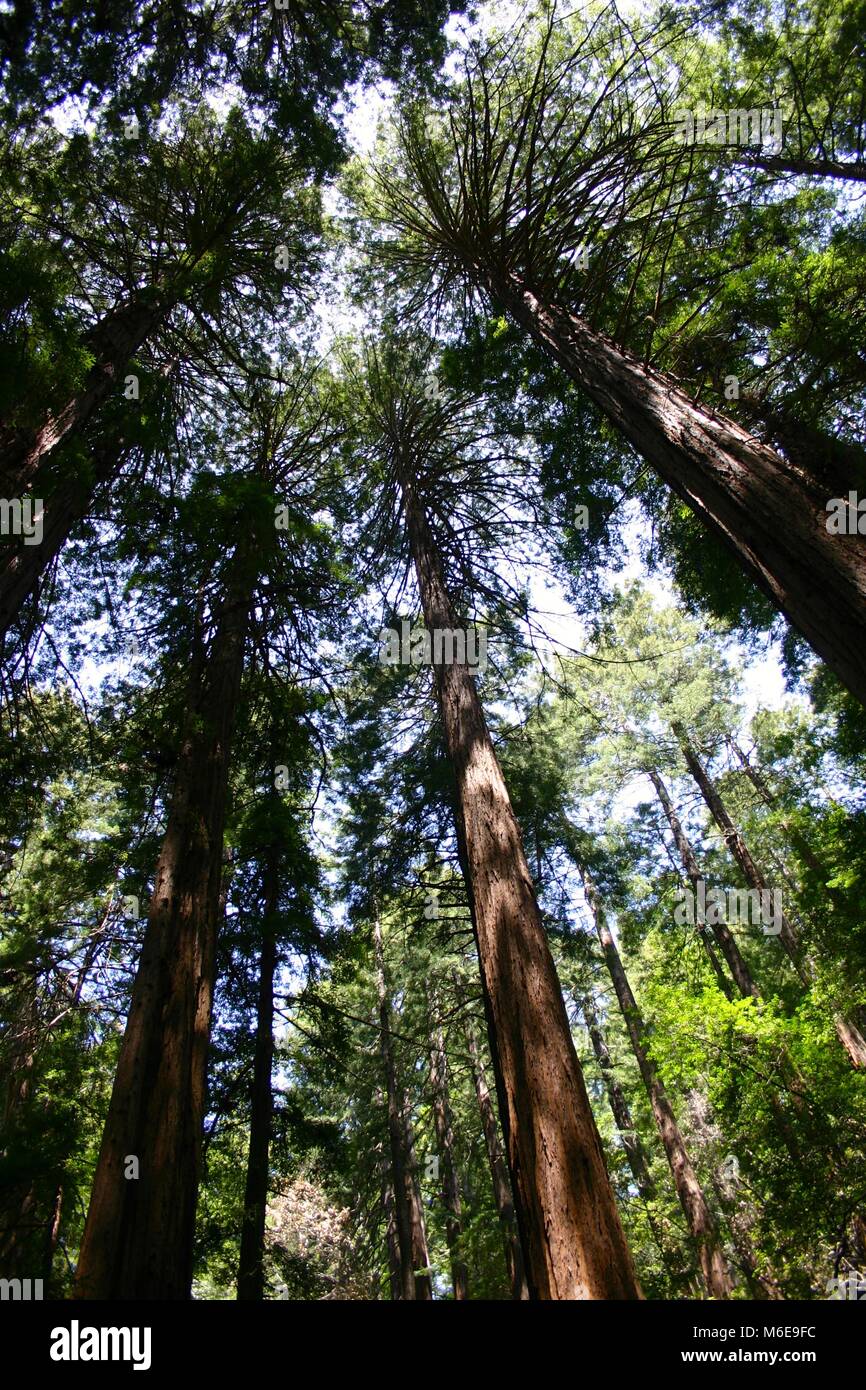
3 0 866 1305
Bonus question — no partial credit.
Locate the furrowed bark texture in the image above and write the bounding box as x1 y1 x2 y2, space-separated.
484 271 866 709
400 472 641 1300
74 555 254 1299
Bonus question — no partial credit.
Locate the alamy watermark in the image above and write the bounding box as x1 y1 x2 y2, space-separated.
672 105 784 155
49 1321 151 1370
0 1276 43 1299
674 879 783 935
826 492 866 534
0 497 43 545
825 1269 866 1300
378 619 487 673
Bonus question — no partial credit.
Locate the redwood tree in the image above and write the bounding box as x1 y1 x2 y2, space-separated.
351 345 642 1299
74 373 337 1298
369 12 866 707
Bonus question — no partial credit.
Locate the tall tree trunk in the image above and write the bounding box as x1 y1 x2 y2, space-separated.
649 768 818 1148
709 1166 783 1300
728 739 840 889
579 990 685 1287
650 768 759 1000
236 846 279 1301
373 916 427 1300
482 270 866 709
571 853 733 1299
674 726 866 1069
73 550 255 1299
673 726 805 973
403 1088 433 1301
399 468 641 1300
0 975 40 1277
0 296 167 495
580 991 655 1199
379 1155 403 1300
735 394 866 500
450 829 528 1298
0 911 111 1276
0 435 131 642
462 1003 529 1300
426 992 469 1299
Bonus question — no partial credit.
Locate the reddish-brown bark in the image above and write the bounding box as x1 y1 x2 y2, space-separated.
581 991 655 1199
0 298 166 495
400 471 641 1300
483 270 866 709
74 549 256 1299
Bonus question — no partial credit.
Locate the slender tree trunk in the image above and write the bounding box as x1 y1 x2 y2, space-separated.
399 469 641 1299
0 919 110 1274
403 1089 433 1300
373 916 427 1299
462 1005 529 1300
43 1185 62 1288
729 739 838 888
580 992 655 1199
483 270 866 709
649 768 820 1143
710 1168 783 1300
657 798 735 998
380 1158 403 1300
573 854 733 1299
674 726 866 1069
236 847 279 1301
697 924 734 1000
74 550 255 1299
426 994 469 1299
673 728 806 975
0 297 167 494
650 768 759 1000
0 975 45 1277
579 993 684 1287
